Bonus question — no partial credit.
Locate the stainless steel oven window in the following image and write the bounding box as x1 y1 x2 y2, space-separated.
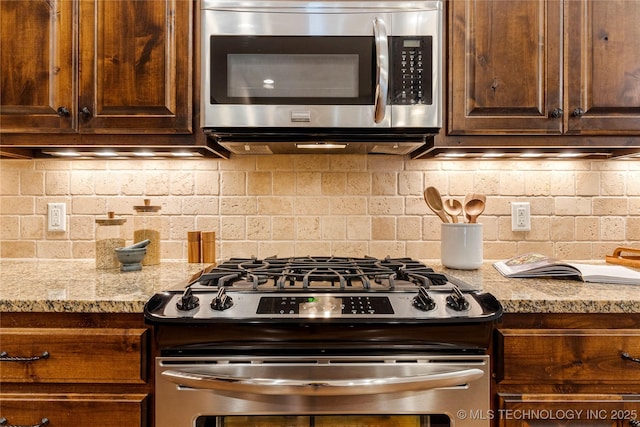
195 415 451 426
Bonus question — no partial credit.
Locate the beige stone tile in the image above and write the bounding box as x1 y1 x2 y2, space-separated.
601 171 626 196
45 171 70 195
575 217 599 241
0 197 34 215
593 197 628 216
220 197 256 215
347 216 370 240
371 172 396 195
576 171 600 196
371 216 395 240
296 172 322 195
555 197 592 216
195 171 220 195
259 196 294 215
346 172 370 195
1 216 20 239
330 196 367 215
219 217 246 240
321 216 346 240
369 241 405 259
272 217 295 240
69 170 96 195
170 171 196 196
398 171 422 196
145 171 171 196
72 197 107 215
368 197 404 215
294 241 332 256
273 172 296 195
397 216 421 241
499 171 525 196
600 217 626 241
258 241 295 258
247 217 270 240
1 241 36 258
37 241 72 258
73 241 95 259
555 242 592 260
256 156 294 171
20 171 45 195
331 241 368 257
247 172 272 195
220 171 246 196
69 215 94 240
550 217 575 241
321 172 346 195
294 196 328 215
296 216 321 240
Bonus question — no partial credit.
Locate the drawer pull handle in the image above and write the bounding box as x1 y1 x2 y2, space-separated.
630 420 640 427
621 352 640 364
0 351 49 362
0 417 49 427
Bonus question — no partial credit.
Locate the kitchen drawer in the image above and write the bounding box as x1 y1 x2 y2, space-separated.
0 393 148 427
496 329 640 384
0 328 148 384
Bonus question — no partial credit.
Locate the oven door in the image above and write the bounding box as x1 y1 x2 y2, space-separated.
156 354 490 427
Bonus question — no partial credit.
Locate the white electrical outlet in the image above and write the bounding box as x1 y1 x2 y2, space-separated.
47 202 67 232
511 202 531 231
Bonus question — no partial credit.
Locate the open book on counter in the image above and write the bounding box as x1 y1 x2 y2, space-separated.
493 253 640 285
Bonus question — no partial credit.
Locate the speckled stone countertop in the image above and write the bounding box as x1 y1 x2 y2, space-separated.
1 259 639 314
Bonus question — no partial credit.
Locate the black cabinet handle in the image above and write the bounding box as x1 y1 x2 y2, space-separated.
550 108 563 118
56 106 70 117
0 351 49 362
629 420 640 427
572 108 585 117
621 352 640 364
80 106 91 117
0 418 49 427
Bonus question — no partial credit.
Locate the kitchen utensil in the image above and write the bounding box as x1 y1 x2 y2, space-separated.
606 247 640 268
441 223 483 269
115 247 147 272
424 187 449 223
443 199 463 223
463 193 486 223
123 239 151 250
464 197 486 224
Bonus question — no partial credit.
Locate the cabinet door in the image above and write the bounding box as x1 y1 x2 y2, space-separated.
565 0 640 134
449 0 563 134
0 0 75 133
499 394 640 427
0 393 148 427
78 0 192 133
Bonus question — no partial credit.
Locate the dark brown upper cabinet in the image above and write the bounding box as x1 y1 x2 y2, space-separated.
0 0 192 136
449 0 640 136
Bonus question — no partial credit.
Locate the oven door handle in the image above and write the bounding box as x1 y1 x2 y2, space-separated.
373 17 389 124
161 367 484 396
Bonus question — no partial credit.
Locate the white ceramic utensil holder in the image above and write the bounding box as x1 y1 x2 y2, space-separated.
441 223 483 270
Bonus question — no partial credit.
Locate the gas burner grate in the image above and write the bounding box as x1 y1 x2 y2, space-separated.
192 256 451 291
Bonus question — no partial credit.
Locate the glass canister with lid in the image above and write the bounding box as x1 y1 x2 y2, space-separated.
133 199 162 265
95 212 126 270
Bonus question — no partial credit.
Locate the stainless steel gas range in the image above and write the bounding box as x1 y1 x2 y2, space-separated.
145 256 502 427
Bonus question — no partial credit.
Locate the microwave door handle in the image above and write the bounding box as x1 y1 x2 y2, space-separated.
373 17 389 124
161 367 484 396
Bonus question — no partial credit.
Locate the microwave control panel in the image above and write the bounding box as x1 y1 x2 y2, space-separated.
390 36 433 106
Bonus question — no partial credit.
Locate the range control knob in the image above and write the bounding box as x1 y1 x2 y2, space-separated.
413 286 436 311
176 287 200 311
446 287 470 311
211 287 233 311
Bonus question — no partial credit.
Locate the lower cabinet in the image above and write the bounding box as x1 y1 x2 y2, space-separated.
0 313 152 427
494 313 640 427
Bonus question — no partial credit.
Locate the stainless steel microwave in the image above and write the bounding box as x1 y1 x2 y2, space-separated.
201 0 443 155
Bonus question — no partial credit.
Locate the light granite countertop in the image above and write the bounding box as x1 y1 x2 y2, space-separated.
1 259 639 314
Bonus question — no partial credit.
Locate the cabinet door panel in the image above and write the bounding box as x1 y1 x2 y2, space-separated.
0 393 148 427
449 0 562 134
497 329 640 384
0 328 148 384
499 394 640 427
566 0 640 134
0 0 75 132
78 0 192 133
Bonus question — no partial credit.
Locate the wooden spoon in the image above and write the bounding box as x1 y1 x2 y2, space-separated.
423 187 449 223
463 192 486 222
443 199 463 223
464 197 486 223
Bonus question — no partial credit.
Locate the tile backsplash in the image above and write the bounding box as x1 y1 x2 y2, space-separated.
1 155 639 261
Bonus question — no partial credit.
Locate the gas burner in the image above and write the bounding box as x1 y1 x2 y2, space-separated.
192 256 452 291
